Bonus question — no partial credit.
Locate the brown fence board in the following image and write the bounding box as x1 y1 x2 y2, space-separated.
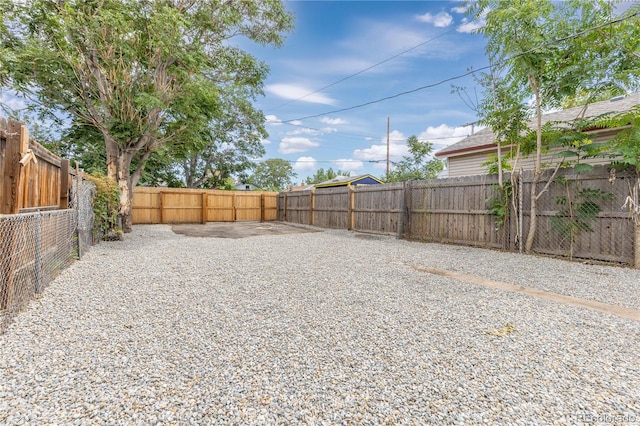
0 118 71 214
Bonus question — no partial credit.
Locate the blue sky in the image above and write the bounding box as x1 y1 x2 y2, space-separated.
249 0 489 182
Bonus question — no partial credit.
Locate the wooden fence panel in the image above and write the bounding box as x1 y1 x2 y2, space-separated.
405 176 503 249
275 167 636 265
313 187 351 229
132 187 278 224
0 118 72 214
132 189 161 224
207 191 235 222
264 193 279 221
522 166 635 264
284 191 312 225
234 192 262 221
353 183 403 235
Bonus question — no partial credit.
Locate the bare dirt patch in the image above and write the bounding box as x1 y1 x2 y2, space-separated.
170 221 321 239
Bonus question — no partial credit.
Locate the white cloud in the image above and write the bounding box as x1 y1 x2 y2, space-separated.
265 84 336 105
451 4 469 14
294 156 317 173
320 117 348 125
457 17 485 33
417 123 470 146
332 159 363 174
279 137 320 154
353 130 410 162
416 12 453 28
289 120 303 126
261 138 271 145
457 8 489 33
265 115 282 125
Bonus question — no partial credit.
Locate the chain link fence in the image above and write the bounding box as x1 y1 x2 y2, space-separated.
522 168 637 265
0 178 96 334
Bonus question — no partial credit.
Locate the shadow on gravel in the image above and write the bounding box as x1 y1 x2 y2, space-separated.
170 221 321 239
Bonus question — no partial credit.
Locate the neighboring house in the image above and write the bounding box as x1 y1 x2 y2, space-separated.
287 183 315 191
314 174 384 189
435 93 640 178
234 183 262 191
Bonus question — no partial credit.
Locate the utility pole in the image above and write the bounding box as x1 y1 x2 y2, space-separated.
386 117 390 182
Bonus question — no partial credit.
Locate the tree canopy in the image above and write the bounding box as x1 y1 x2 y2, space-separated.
248 158 296 192
0 0 294 231
385 136 443 182
305 168 351 185
467 0 640 252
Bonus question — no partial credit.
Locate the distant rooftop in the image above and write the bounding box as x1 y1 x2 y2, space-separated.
436 92 640 158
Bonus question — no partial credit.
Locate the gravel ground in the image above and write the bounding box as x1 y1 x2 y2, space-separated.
1 224 639 425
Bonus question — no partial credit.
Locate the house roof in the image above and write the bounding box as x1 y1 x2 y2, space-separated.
314 174 384 188
435 92 640 158
288 183 315 191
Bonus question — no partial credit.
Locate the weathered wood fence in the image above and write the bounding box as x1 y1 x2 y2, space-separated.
132 187 279 224
278 166 637 265
1 118 71 213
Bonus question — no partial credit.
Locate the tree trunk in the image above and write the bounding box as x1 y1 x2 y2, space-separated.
105 136 135 233
525 74 542 253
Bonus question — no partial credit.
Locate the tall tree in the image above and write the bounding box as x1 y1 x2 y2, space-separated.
468 0 640 253
248 158 296 191
386 135 443 182
0 0 293 231
305 168 351 185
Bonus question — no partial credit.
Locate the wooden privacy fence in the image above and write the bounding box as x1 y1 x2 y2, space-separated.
132 187 279 224
0 117 71 213
1 117 86 333
278 166 637 265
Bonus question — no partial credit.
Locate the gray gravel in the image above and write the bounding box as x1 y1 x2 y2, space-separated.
1 224 639 425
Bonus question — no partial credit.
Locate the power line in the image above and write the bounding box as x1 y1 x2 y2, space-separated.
268 25 462 112
281 10 640 123
273 119 472 142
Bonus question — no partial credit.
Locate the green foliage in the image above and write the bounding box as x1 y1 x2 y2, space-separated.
482 153 513 175
0 0 294 230
386 135 443 182
84 173 122 241
486 182 513 228
248 158 296 192
594 106 640 171
305 168 351 185
551 177 614 258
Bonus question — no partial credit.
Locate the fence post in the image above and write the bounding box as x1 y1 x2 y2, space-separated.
309 189 316 226
232 193 237 222
34 213 43 294
284 193 288 222
397 182 407 239
159 191 165 224
59 159 70 209
349 186 355 231
404 182 412 239
518 169 524 254
260 193 265 223
200 192 207 224
2 120 24 214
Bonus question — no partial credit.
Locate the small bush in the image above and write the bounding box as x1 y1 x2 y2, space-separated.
85 173 122 241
